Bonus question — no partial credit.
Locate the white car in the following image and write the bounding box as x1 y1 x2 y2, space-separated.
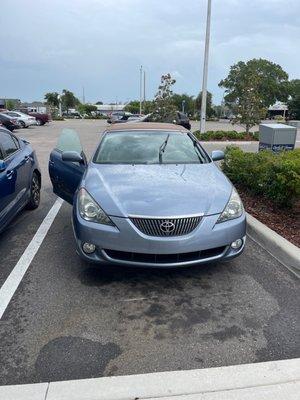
4 111 36 128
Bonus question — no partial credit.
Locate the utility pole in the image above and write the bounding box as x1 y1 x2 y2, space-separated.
139 65 143 115
143 70 146 102
200 0 212 133
82 86 85 104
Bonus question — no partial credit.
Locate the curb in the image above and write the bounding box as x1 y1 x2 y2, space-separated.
0 358 299 400
246 213 300 277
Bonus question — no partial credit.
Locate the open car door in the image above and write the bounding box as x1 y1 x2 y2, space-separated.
49 129 87 204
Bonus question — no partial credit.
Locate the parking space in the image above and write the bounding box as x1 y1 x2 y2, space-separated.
0 121 299 386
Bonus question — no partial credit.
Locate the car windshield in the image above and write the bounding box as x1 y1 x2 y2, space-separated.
93 130 209 164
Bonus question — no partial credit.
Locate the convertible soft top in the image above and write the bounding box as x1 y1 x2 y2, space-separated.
105 122 188 132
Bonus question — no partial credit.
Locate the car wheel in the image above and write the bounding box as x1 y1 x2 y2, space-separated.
36 119 42 126
20 121 26 128
26 172 41 210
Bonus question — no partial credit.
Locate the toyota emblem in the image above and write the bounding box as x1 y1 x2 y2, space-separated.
160 220 175 234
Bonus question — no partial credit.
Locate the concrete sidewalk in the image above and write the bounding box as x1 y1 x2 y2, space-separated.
1 358 299 400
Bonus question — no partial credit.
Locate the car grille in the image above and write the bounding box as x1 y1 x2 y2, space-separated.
130 216 202 237
103 247 226 265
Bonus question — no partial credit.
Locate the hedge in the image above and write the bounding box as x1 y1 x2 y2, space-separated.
194 130 259 141
222 147 300 208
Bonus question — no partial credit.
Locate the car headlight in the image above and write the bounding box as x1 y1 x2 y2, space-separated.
78 188 114 226
217 187 243 223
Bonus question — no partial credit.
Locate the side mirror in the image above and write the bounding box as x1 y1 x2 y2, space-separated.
0 160 7 172
62 151 84 164
211 150 225 161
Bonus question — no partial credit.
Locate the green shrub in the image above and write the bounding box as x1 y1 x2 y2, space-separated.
52 116 65 121
193 130 259 141
222 147 300 208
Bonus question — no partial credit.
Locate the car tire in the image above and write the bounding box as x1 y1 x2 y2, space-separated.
36 119 42 126
20 121 26 128
26 172 41 210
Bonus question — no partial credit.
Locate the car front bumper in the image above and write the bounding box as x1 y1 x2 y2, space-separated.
72 204 246 267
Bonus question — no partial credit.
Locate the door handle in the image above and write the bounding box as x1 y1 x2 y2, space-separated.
6 170 14 179
49 160 54 166
24 155 30 162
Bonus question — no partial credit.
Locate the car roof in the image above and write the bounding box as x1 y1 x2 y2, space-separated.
0 113 10 119
105 122 188 132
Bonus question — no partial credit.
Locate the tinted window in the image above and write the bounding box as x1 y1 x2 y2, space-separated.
94 131 209 164
0 132 19 157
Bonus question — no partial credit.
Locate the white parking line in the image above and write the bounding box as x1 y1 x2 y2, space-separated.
0 198 63 320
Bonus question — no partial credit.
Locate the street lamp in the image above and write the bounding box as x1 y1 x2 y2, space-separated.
182 99 186 114
200 0 212 133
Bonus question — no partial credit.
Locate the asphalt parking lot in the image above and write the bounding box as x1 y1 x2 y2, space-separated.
0 120 299 386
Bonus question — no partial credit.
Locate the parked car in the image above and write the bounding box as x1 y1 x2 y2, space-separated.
49 123 246 267
0 127 41 234
4 111 36 128
114 114 142 124
21 112 50 126
0 113 20 131
132 112 191 129
107 111 133 124
62 111 83 119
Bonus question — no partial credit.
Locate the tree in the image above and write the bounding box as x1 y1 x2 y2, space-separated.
124 101 140 114
44 92 60 108
171 93 195 116
95 101 103 105
152 73 177 122
77 103 97 115
195 91 214 118
288 79 300 120
124 100 154 115
61 89 80 111
5 99 17 110
219 58 289 133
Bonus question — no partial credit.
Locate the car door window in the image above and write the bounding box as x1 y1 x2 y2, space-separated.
0 132 19 158
56 129 83 154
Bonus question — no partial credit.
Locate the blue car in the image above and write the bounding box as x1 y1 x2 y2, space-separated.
0 127 41 234
49 123 246 268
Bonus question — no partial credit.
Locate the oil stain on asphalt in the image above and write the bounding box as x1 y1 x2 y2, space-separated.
35 336 122 381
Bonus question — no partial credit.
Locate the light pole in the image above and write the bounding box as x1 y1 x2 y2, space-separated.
139 65 143 115
182 99 186 114
200 0 212 133
58 94 62 117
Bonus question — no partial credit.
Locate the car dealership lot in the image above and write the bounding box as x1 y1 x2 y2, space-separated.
0 120 299 386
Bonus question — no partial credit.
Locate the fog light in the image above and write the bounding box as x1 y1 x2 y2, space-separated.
82 242 96 254
231 239 243 250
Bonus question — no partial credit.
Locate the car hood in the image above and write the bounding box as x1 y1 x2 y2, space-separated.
82 163 232 217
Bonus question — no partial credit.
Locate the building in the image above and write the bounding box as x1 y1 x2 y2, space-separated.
267 101 288 119
94 104 126 115
0 98 21 110
20 101 48 114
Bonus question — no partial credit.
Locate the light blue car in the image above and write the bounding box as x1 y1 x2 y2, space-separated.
49 123 246 267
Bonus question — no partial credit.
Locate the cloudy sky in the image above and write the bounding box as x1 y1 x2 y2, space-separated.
1 0 299 104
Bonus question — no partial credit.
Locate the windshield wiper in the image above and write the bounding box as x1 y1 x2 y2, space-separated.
159 134 170 164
